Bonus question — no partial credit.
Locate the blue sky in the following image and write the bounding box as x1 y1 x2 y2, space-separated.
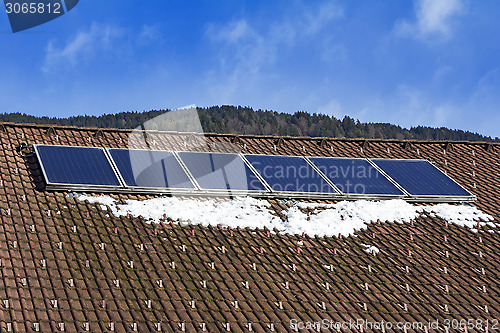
1 0 500 138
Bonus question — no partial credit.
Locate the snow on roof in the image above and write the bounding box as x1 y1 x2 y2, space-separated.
78 195 494 237
287 200 420 237
362 244 380 255
81 195 279 230
421 203 494 232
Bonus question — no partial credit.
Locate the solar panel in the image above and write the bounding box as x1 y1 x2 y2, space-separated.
108 149 195 189
371 159 473 197
244 154 338 194
177 152 267 192
35 145 121 187
308 157 405 196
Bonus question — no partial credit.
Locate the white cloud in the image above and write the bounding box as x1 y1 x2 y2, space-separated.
204 20 275 102
475 67 500 94
204 1 344 103
304 1 344 35
138 24 162 44
395 0 466 40
42 22 125 73
463 68 500 137
354 85 458 130
210 20 253 43
355 76 500 138
321 41 348 62
390 85 456 127
207 19 272 74
316 99 342 118
206 1 344 68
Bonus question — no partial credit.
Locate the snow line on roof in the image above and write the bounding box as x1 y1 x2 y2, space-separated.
78 196 494 237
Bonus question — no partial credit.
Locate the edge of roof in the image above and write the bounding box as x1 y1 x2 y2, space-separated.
1 120 498 147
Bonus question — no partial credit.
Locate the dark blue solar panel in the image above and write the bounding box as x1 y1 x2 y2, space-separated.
108 149 195 189
36 145 121 187
308 157 405 195
177 152 267 191
372 159 472 197
244 154 337 193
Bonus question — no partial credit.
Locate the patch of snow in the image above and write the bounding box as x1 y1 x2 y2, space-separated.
82 195 115 211
77 195 495 238
78 195 278 230
420 204 494 232
362 244 380 255
287 200 419 237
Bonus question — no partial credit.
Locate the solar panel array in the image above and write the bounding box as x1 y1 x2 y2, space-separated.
34 144 475 202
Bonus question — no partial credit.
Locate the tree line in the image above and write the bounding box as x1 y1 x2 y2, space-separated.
0 105 497 142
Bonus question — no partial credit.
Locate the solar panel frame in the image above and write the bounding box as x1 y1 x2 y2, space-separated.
305 156 408 198
370 158 475 202
176 151 270 195
242 153 342 198
106 148 198 194
34 144 124 191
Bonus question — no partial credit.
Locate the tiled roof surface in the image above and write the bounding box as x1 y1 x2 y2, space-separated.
0 122 499 332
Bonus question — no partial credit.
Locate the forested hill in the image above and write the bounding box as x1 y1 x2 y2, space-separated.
0 105 497 142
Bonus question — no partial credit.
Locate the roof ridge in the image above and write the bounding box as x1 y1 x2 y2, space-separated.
1 121 498 146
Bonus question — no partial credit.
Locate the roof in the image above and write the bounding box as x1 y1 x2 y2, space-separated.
0 122 499 332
